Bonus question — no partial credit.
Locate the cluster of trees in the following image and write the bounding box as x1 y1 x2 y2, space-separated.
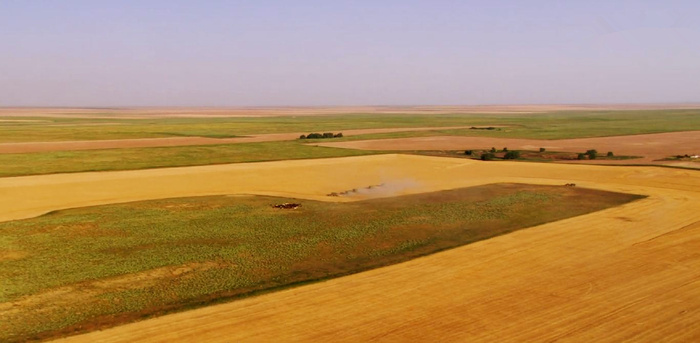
575 149 615 160
504 150 521 159
467 147 616 162
480 152 496 161
577 149 614 160
299 132 343 139
465 147 521 161
479 151 520 160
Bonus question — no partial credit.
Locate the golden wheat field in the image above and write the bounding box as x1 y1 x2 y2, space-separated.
0 154 693 342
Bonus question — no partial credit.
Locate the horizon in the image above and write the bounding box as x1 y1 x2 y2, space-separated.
4 101 700 109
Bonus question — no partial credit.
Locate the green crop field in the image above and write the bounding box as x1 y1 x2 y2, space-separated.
0 183 643 342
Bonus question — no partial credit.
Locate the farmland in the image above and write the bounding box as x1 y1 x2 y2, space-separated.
0 141 379 178
0 183 637 341
48 153 700 343
1 108 700 177
1 106 700 342
3 107 700 143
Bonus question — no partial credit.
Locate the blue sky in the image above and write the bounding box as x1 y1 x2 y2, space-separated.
1 1 699 106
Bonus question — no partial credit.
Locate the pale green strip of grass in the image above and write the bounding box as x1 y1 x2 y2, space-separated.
0 141 380 177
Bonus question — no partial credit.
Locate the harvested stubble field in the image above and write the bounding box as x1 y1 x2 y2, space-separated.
0 184 636 342
0 154 698 342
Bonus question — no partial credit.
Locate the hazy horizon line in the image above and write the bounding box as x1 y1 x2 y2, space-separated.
3 101 700 110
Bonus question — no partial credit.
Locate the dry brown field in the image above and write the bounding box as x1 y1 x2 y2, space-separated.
0 154 695 342
318 131 700 168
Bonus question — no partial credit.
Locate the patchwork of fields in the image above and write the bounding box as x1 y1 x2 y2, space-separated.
1 107 699 342
2 181 637 341
317 130 700 168
48 155 700 343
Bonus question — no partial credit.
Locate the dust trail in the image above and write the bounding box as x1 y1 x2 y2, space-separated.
328 179 421 198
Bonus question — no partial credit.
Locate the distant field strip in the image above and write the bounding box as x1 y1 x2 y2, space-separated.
0 141 385 178
46 155 700 343
317 131 700 160
1 154 699 222
0 126 473 153
3 109 700 144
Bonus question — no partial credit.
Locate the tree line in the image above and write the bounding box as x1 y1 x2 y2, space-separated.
299 132 343 139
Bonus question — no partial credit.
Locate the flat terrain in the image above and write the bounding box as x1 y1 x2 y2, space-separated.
1 184 633 341
0 126 472 153
318 131 700 167
3 108 700 144
2 106 700 342
0 154 697 341
2 108 700 177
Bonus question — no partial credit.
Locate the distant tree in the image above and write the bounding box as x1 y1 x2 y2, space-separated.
464 150 473 155
606 151 614 157
490 147 497 153
307 133 323 139
334 133 343 138
502 147 508 152
299 134 306 139
503 150 521 160
480 152 496 161
577 153 587 160
539 147 546 153
586 149 598 160
323 132 335 138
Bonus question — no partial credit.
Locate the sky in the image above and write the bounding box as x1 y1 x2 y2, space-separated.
1 0 699 107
